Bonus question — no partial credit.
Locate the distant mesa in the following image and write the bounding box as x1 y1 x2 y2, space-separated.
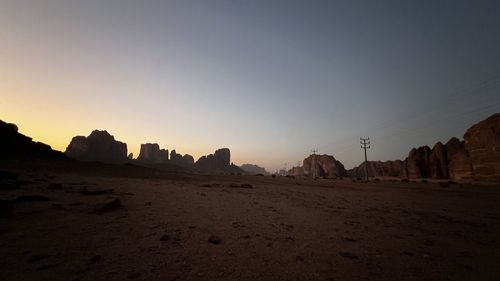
0 120 65 159
137 143 169 164
303 154 347 178
348 113 500 181
240 164 270 175
195 148 244 174
65 130 128 164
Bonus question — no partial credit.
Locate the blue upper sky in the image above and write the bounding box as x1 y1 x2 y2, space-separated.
1 0 499 171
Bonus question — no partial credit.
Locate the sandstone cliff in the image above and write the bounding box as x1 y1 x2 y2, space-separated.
464 113 500 181
303 154 347 178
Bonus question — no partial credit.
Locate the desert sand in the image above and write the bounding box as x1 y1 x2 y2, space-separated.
1 160 500 281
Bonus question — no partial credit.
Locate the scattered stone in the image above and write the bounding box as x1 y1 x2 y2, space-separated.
15 195 51 203
295 255 305 262
339 251 358 259
343 236 357 242
241 183 253 188
28 254 46 262
144 202 152 206
0 170 19 180
0 182 20 190
47 183 63 190
0 200 14 217
208 235 222 245
160 234 171 241
127 272 141 279
81 187 114 195
90 198 122 214
88 255 101 264
439 182 449 188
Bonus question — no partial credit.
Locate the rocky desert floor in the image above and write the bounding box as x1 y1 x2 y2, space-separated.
1 163 500 281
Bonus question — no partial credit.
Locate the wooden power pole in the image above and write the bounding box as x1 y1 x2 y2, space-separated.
360 137 371 181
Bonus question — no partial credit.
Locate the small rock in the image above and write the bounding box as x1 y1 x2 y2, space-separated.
343 236 357 242
91 198 122 214
241 183 253 188
0 200 14 217
127 272 141 279
339 251 358 259
208 235 222 245
81 187 114 195
47 183 63 190
0 182 20 190
0 170 19 180
15 195 51 202
160 234 171 241
88 255 101 264
28 254 46 262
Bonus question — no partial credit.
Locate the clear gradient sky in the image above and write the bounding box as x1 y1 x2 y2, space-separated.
1 0 499 171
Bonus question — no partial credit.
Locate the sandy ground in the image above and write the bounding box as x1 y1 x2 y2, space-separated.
1 164 500 281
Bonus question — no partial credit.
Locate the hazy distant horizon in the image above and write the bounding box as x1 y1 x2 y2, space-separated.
1 0 499 171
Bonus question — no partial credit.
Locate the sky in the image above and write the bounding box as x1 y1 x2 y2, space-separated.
1 0 499 172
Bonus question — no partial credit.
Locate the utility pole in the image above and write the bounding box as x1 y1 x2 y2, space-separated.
360 137 371 182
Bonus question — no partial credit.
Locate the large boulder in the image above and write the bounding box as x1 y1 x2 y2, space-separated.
303 154 347 178
464 113 500 181
0 120 65 159
445 137 473 180
65 130 128 163
137 143 168 164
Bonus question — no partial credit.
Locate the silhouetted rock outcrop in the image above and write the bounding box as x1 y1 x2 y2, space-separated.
65 130 127 163
195 148 244 174
137 143 168 164
303 154 347 178
348 160 406 178
170 150 194 167
0 120 65 159
464 113 500 181
240 164 269 175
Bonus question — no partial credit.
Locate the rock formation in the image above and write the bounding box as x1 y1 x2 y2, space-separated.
0 120 65 159
406 146 432 178
429 142 449 179
240 164 269 175
464 113 500 181
346 113 499 181
137 143 168 164
65 130 128 163
348 160 406 178
303 154 347 178
195 148 244 173
169 150 194 167
445 137 473 180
